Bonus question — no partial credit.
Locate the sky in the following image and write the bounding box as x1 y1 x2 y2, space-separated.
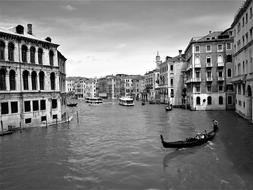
0 0 242 78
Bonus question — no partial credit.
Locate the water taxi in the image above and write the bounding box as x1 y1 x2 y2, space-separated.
119 97 134 106
85 97 103 104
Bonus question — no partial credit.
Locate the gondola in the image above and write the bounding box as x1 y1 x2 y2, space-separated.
160 125 218 148
67 103 78 107
165 104 172 111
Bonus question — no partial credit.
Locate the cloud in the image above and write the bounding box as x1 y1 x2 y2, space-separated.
116 43 127 49
63 4 76 11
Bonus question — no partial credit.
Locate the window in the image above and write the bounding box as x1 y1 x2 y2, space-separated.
38 48 43 65
50 72 55 90
171 89 174 97
170 65 173 72
196 71 200 78
227 69 232 77
0 68 6 90
30 47 35 64
226 43 231 50
170 78 173 86
52 99 57 109
23 70 29 90
207 96 212 105
9 70 16 90
196 97 201 105
246 13 248 24
49 50 54 66
219 96 223 105
195 45 200 52
207 71 211 78
39 71 44 90
21 45 27 62
25 118 31 124
8 42 14 61
206 56 211 65
0 41 5 60
217 44 223 51
227 55 232 62
11 102 18 113
40 100 46 110
31 71 37 90
33 100 39 111
24 101 31 112
53 114 58 119
206 45 211 52
41 116 47 122
219 85 223 92
218 70 223 77
228 96 232 105
1 102 8 114
196 85 200 92
207 85 211 92
195 55 200 65
218 55 223 63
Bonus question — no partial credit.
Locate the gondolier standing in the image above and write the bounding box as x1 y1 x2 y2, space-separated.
212 120 218 132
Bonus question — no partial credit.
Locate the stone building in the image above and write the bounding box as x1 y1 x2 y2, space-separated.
0 24 67 129
231 0 253 121
184 30 234 110
144 69 159 102
156 51 187 105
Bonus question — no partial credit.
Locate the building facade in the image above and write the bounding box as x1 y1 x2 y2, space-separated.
231 0 253 121
184 30 234 110
0 24 66 129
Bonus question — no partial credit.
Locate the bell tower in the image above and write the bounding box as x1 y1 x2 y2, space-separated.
155 51 161 69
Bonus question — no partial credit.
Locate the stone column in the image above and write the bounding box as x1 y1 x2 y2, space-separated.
4 40 8 61
28 72 31 90
5 69 9 91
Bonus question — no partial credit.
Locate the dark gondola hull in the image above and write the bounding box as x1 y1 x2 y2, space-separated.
67 103 78 107
160 129 217 148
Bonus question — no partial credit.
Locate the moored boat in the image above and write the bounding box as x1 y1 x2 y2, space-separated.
85 97 103 104
119 97 134 106
67 103 78 107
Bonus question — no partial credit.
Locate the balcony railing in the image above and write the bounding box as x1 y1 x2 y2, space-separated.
195 63 201 68
218 76 224 81
217 62 224 67
192 77 201 82
206 77 213 82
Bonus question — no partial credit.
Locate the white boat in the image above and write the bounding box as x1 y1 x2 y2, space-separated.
119 97 134 106
85 97 103 104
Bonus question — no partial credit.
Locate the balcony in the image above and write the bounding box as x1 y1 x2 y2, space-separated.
217 62 224 67
192 77 201 82
206 63 212 68
195 63 201 68
218 76 224 81
206 77 213 82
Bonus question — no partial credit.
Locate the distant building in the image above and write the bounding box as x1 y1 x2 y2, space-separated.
0 24 67 129
157 50 187 105
184 30 234 110
144 69 159 102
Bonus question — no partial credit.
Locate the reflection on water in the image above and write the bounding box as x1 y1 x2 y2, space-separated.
0 101 253 189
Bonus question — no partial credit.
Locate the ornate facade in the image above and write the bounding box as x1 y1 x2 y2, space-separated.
0 24 67 129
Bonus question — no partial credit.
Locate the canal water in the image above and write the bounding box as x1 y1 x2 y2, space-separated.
1 101 253 190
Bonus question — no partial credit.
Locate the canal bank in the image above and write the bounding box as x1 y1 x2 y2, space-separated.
0 101 253 189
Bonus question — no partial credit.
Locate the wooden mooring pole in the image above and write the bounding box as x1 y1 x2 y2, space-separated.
76 111 79 123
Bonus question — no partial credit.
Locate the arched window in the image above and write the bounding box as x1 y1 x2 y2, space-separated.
0 41 5 60
196 96 200 105
50 72 55 90
8 42 14 61
207 96 212 105
38 48 43 65
21 45 28 62
31 71 37 90
23 70 29 90
0 68 6 90
9 70 16 90
227 69 231 77
39 71 44 90
30 46 35 64
219 96 223 105
49 50 54 66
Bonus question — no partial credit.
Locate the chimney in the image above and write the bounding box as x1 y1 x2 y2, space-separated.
27 24 32 35
179 50 182 57
209 30 212 34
